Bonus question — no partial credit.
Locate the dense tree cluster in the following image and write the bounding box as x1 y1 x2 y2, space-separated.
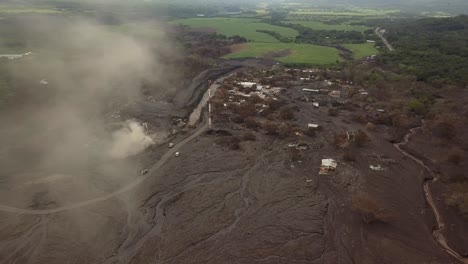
278 21 370 45
380 15 468 85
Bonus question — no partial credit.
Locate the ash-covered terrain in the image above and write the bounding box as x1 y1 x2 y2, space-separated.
0 9 468 264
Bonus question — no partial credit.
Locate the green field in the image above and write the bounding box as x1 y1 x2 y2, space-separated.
224 42 340 65
284 20 370 32
289 8 399 17
173 18 298 42
0 5 60 14
343 43 379 59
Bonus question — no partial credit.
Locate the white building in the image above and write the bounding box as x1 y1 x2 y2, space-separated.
239 82 257 88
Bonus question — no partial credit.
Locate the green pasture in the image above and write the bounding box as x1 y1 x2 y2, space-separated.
224 42 340 65
172 18 298 42
284 20 370 32
343 43 378 59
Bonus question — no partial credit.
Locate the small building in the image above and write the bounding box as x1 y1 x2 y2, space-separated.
312 102 319 108
370 165 384 171
319 159 337 175
308 123 319 129
239 82 256 88
303 88 319 93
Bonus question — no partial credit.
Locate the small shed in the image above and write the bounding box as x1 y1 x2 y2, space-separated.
240 82 257 88
319 159 337 175
303 88 319 93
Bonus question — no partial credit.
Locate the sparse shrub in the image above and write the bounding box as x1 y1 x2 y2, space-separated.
265 113 275 121
212 99 224 112
227 103 239 112
354 130 369 147
231 115 244 124
266 98 284 111
244 117 260 130
243 132 256 141
249 94 264 104
447 148 464 166
433 119 456 140
216 88 229 101
304 128 316 137
228 137 241 150
263 121 279 135
446 182 468 218
352 194 389 224
446 172 466 183
375 113 393 126
328 108 339 117
216 136 241 150
365 122 376 131
289 148 301 162
351 113 367 124
277 123 290 139
237 102 256 118
343 148 356 162
334 133 348 148
280 107 295 120
407 99 427 115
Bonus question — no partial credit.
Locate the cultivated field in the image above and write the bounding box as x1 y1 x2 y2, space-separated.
225 42 340 65
0 5 60 14
289 8 399 17
173 18 298 42
284 20 370 32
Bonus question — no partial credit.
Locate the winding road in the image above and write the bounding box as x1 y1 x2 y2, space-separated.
394 121 468 264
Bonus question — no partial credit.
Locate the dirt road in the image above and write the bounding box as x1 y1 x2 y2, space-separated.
375 27 394 52
0 69 240 215
0 117 209 216
394 121 468 264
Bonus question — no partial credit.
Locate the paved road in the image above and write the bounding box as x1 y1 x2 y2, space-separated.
375 27 394 52
0 117 209 215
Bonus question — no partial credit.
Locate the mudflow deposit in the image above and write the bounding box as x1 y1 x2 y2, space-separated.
0 16 467 264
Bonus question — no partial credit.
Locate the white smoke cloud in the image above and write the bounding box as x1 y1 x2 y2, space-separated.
0 15 177 210
108 121 154 159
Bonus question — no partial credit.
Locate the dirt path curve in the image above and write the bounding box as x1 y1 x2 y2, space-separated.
394 121 468 264
0 120 209 215
0 68 239 216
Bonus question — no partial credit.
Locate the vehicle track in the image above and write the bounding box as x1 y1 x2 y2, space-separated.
394 121 468 264
0 70 237 216
0 116 209 215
